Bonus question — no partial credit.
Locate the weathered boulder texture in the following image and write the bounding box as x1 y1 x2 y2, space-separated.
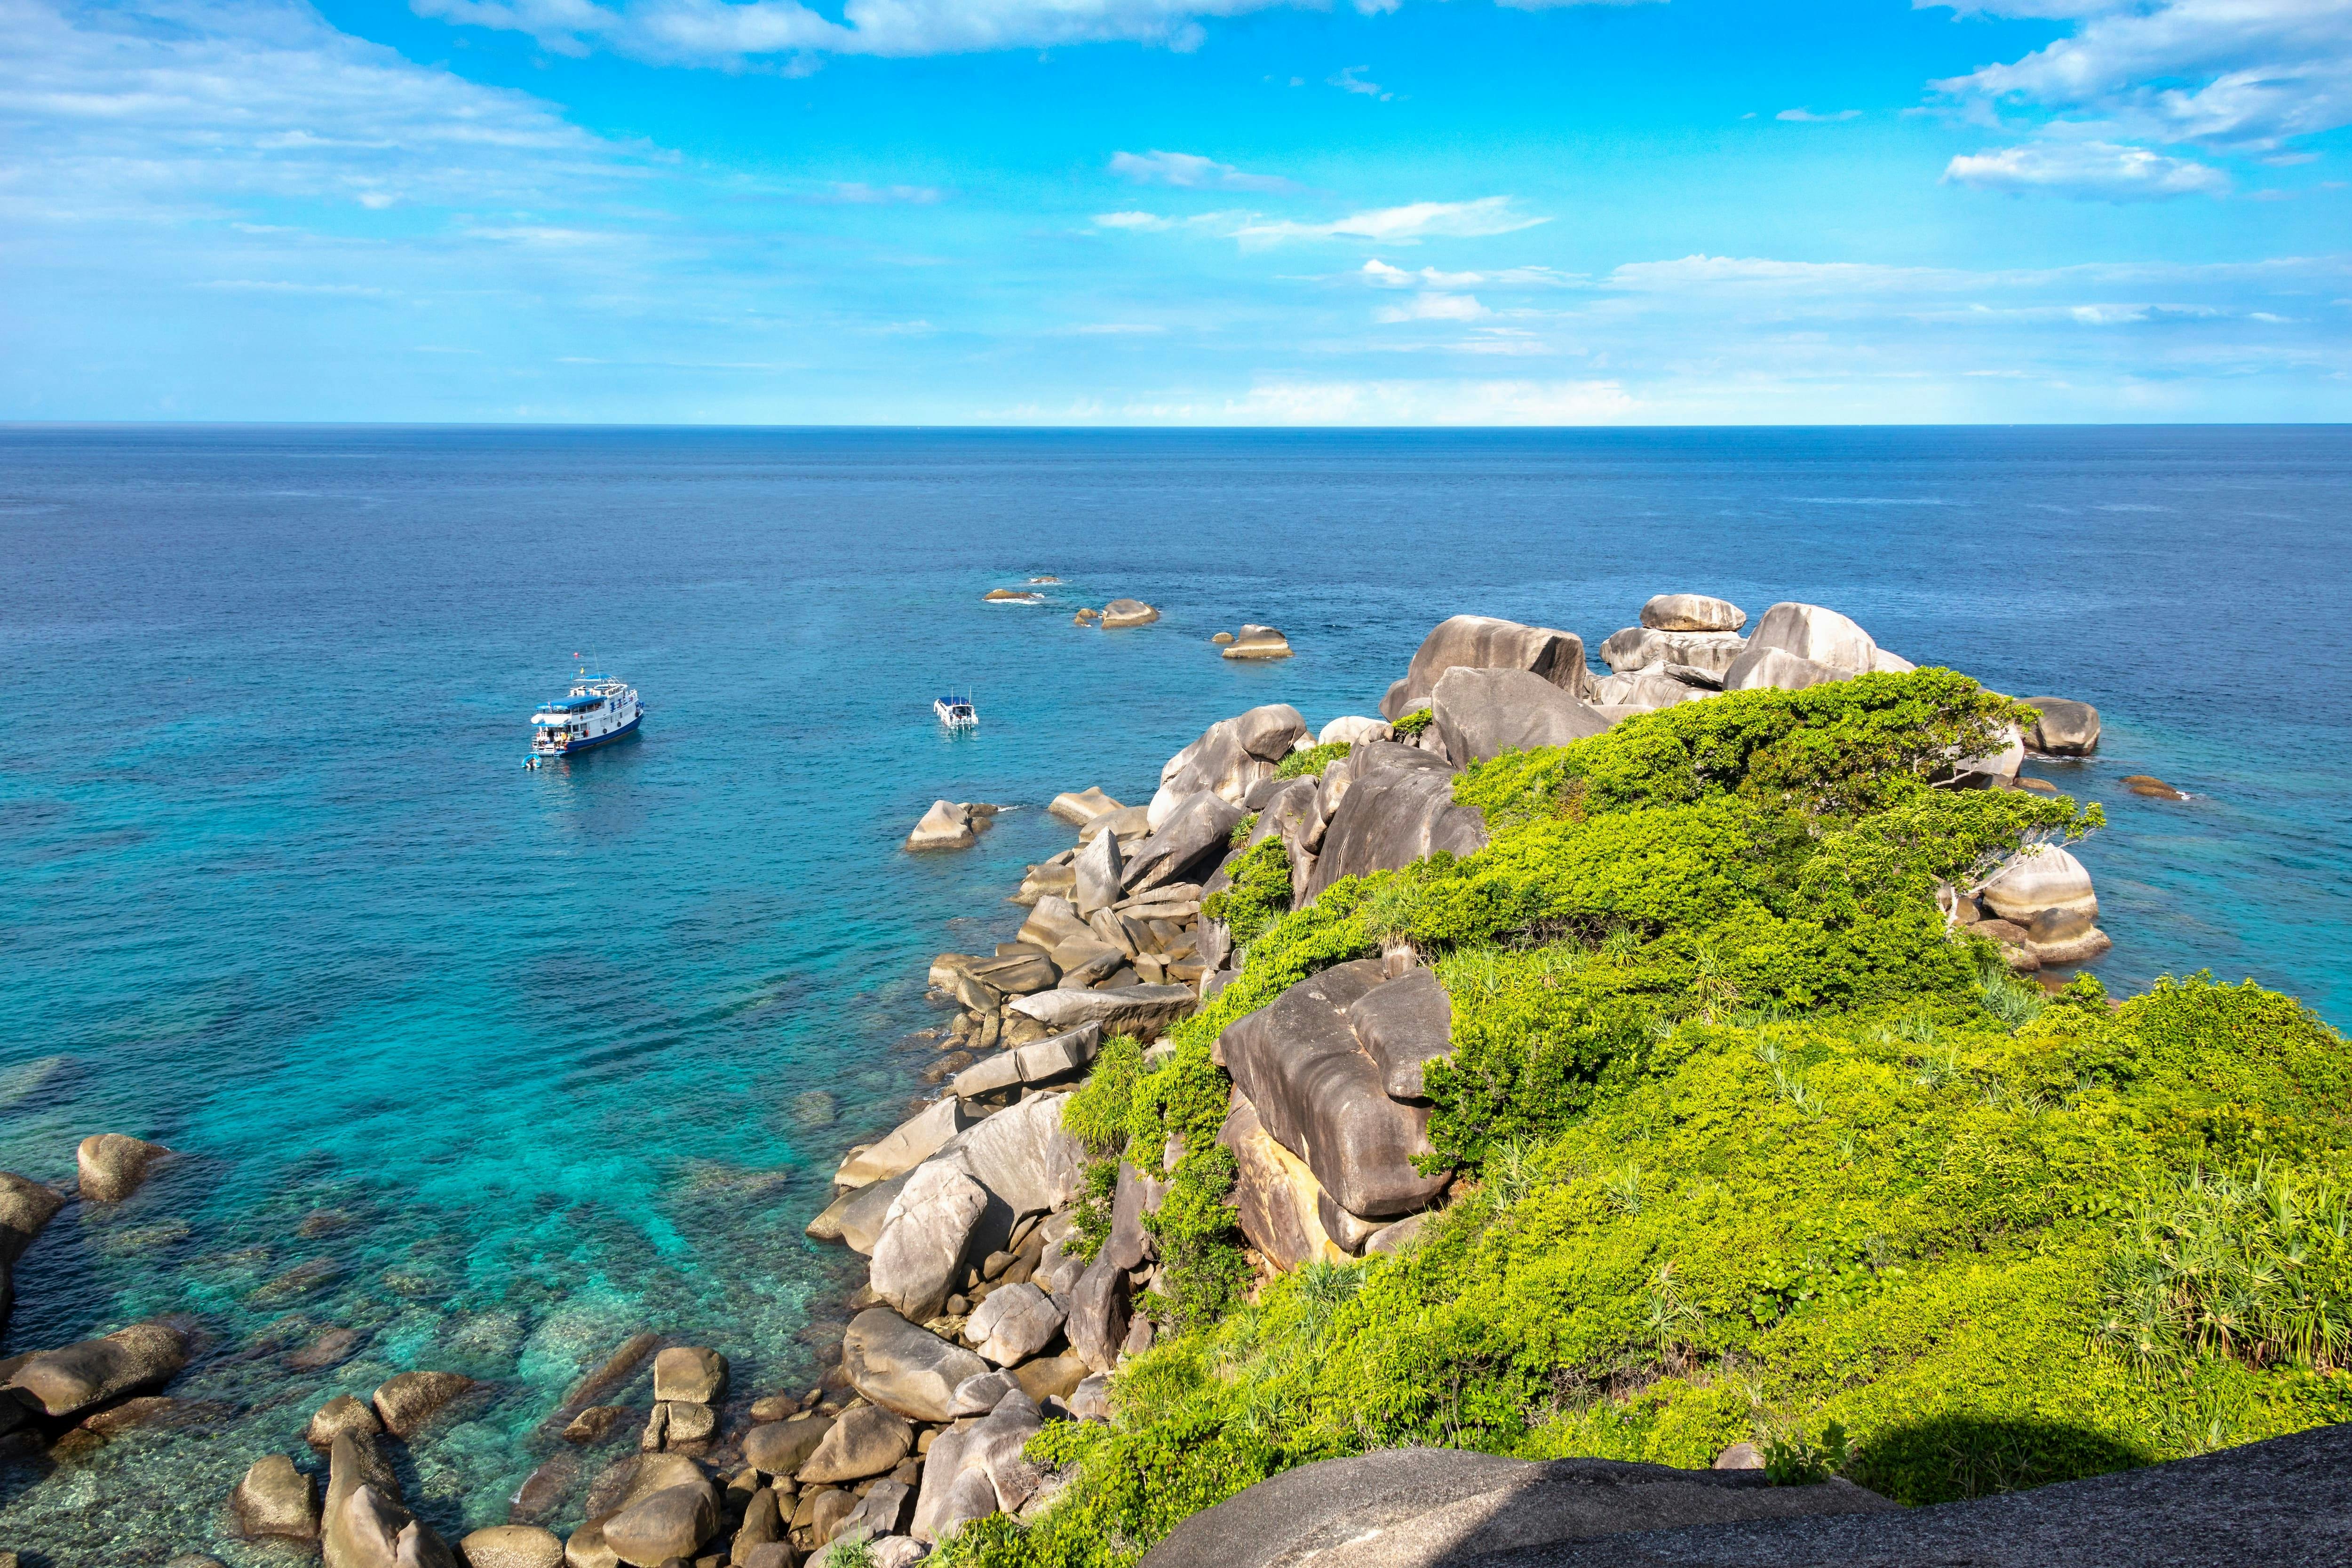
1430 666 1612 768
2024 696 2101 756
1218 959 1449 1224
77 1132 170 1203
1125 791 1246 895
1640 593 1747 633
1153 705 1310 820
1394 1421 2352 1568
1135 1447 1897 1568
1597 627 1748 681
7 1320 189 1416
842 1308 989 1422
1382 615 1594 719
1304 743 1488 901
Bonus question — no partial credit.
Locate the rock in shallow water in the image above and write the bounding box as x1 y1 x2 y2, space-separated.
460 1524 565 1568
6 1319 188 1416
372 1370 472 1438
232 1452 319 1541
651 1345 727 1404
75 1132 170 1203
842 1307 989 1422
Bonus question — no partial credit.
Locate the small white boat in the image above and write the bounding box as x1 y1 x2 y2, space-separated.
531 672 644 758
934 693 977 729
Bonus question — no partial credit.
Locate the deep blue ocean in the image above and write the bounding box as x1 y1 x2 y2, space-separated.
3 425 2349 1557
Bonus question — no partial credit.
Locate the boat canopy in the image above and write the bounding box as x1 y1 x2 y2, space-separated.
541 693 605 713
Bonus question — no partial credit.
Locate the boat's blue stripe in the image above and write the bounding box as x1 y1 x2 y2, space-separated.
549 714 642 754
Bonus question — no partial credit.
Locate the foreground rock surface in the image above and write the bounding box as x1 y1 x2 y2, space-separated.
77 1133 170 1202
1136 1448 1896 1568
1433 1422 2352 1567
8 1320 189 1415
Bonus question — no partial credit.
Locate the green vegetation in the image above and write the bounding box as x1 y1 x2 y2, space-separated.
1391 707 1435 737
1199 838 1292 947
939 673 2352 1568
1274 741 1352 780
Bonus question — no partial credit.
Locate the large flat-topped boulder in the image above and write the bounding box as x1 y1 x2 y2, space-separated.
1136 1448 1896 1568
1431 666 1613 769
1153 705 1311 817
1010 984 1198 1036
1722 645 1847 693
1382 616 1592 720
1305 744 1488 902
1640 593 1747 632
1597 627 1747 679
1218 959 1447 1219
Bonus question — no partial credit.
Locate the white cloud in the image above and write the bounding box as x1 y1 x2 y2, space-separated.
1929 0 2352 152
1239 197 1546 245
1093 210 1175 230
1327 64 1391 99
1108 150 1295 192
0 0 632 224
1944 140 2231 200
819 182 946 203
1359 258 1579 288
1777 107 1861 122
1374 292 1490 322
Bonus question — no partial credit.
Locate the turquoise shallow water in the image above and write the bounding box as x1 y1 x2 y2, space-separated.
2 425 2349 1558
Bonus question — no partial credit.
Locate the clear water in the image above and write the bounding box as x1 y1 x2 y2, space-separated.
3 426 2347 1559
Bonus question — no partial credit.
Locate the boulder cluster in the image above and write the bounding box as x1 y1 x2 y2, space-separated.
1072 598 1160 629
0 596 2130 1568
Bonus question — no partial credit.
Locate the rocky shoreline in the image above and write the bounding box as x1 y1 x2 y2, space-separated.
0 594 2126 1568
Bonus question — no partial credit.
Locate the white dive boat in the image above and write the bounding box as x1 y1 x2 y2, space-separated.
934 693 977 729
531 673 644 758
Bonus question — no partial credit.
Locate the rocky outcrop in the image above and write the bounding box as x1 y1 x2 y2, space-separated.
1218 959 1449 1221
1596 627 1747 680
1381 615 1593 719
1731 602 1881 680
1977 845 2110 965
799 1404 913 1485
1223 625 1294 660
869 1162 988 1322
966 1281 1064 1365
743 1413 833 1476
842 1308 990 1422
1430 666 1613 767
326 1482 460 1568
1124 791 1246 895
1722 645 1846 692
603 1480 722 1567
1346 966 1454 1100
7 1319 189 1416
1319 714 1390 747
2025 697 2101 755
1049 786 1124 826
76 1133 170 1203
0 1172 64 1262
1305 743 1489 902
906 799 980 851
1134 1448 1897 1568
1153 705 1310 816
1640 594 1747 633
650 1346 726 1404
1009 984 1199 1036
1101 598 1160 628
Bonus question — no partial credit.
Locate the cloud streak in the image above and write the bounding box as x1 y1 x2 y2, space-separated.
1109 150 1296 191
1944 140 2231 200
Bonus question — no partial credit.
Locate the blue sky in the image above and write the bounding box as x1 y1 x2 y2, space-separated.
3 0 2348 422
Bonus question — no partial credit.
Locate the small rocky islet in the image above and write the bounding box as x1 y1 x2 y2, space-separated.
0 594 2220 1566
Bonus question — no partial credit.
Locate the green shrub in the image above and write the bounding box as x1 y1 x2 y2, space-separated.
1063 1034 1144 1156
1762 1420 1849 1485
1275 741 1351 780
1391 707 1434 737
1200 838 1291 947
1013 674 2346 1566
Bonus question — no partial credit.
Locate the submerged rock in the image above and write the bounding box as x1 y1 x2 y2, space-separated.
0 1172 64 1262
457 1525 564 1568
